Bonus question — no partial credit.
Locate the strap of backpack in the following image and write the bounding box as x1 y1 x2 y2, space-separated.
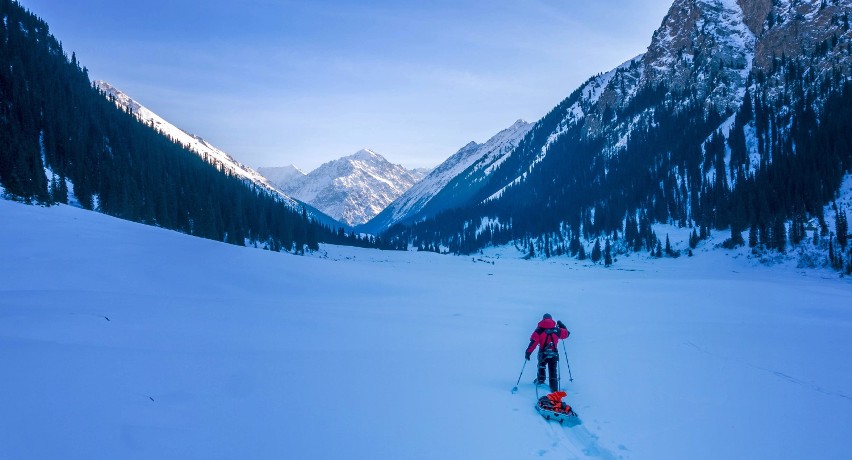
545 330 557 349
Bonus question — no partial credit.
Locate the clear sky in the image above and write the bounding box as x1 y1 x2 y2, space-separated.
22 0 673 172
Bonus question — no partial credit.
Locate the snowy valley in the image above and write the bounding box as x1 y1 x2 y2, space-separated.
1 199 851 459
2 0 852 458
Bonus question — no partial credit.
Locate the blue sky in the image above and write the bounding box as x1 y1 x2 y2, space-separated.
23 0 673 171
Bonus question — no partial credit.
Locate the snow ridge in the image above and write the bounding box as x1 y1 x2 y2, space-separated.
94 81 304 212
363 119 532 232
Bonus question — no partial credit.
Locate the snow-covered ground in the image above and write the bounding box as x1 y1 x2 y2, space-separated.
1 199 851 459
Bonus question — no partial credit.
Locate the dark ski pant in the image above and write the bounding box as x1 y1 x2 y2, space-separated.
537 355 559 392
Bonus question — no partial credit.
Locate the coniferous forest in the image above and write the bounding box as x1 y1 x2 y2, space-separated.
0 0 395 253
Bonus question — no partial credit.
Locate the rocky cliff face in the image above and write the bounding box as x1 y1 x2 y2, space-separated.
752 0 852 73
643 0 755 111
737 0 773 35
559 0 850 150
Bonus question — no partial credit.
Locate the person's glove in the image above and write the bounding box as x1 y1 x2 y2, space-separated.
557 320 566 328
524 352 531 361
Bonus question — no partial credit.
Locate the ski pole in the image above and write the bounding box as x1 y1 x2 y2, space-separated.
511 359 527 394
562 341 573 382
557 357 562 391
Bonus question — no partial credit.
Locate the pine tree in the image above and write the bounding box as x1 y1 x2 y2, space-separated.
829 237 836 267
569 235 580 256
604 240 613 266
591 239 602 263
578 245 587 261
749 225 759 248
690 228 700 249
772 218 787 253
790 215 806 245
728 226 744 247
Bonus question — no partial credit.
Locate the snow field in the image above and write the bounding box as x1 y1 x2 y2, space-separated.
1 199 851 459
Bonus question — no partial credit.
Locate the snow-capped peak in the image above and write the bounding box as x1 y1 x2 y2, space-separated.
350 149 381 162
270 149 428 226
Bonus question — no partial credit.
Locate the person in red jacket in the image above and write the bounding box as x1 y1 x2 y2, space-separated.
525 313 570 392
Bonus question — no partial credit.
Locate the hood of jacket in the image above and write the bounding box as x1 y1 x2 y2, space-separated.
537 318 556 329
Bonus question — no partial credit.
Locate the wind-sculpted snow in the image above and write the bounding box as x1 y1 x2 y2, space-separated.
2 199 851 459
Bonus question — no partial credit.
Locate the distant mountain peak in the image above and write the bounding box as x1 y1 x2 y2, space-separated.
264 149 429 226
350 148 381 160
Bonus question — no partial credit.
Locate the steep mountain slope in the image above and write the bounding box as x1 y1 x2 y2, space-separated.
95 81 302 210
94 82 348 231
386 0 852 270
0 0 369 252
257 165 306 188
359 119 532 234
276 149 427 226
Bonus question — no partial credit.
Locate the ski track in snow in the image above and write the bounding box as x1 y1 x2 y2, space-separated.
518 384 621 460
683 341 852 404
552 421 620 460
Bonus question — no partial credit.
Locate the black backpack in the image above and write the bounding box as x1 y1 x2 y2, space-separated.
539 327 560 359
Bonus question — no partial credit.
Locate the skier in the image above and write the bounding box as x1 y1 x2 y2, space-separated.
524 313 570 392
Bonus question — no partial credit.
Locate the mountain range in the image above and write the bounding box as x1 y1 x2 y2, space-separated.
1 0 851 272
378 0 852 272
260 150 427 227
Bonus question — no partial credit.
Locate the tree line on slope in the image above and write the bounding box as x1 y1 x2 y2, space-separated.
0 0 393 253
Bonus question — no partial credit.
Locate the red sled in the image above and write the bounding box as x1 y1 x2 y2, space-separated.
536 391 580 426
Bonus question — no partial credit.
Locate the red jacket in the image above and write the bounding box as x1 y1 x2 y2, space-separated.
525 318 569 355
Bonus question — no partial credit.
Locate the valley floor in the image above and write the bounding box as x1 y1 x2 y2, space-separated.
1 200 851 459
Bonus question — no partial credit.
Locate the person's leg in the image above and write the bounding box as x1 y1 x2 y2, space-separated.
547 357 559 392
536 355 546 384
